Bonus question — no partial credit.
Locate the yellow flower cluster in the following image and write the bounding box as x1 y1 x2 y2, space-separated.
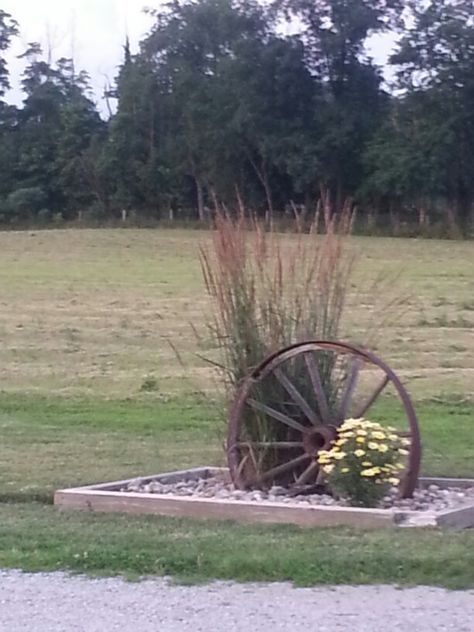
317 417 410 486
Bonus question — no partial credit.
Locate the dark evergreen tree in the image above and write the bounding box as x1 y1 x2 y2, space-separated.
0 10 19 218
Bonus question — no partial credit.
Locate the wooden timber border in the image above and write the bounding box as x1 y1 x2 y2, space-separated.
54 467 474 529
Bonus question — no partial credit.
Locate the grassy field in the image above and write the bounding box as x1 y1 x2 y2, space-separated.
0 228 473 587
0 229 473 397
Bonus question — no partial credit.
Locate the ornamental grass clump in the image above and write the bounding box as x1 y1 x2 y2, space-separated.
199 207 354 393
317 418 410 507
199 208 355 458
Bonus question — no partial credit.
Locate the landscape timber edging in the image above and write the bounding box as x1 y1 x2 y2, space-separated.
54 467 474 530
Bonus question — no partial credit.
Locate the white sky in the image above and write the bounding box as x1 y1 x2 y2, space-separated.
2 0 396 116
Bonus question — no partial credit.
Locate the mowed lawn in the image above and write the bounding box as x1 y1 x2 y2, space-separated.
0 228 473 588
0 229 473 398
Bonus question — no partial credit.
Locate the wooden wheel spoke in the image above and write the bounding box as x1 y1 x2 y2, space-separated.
236 453 249 479
355 375 390 418
247 398 306 433
338 358 363 422
236 441 303 449
274 367 320 426
295 461 318 486
250 454 310 485
304 353 330 423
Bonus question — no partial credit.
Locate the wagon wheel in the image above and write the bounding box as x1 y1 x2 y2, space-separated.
227 341 421 498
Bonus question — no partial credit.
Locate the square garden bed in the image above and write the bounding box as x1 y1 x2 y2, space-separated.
54 467 474 529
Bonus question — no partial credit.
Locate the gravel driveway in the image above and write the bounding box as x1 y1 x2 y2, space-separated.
0 570 473 632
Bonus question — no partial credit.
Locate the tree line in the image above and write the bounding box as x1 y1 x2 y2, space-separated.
0 0 473 235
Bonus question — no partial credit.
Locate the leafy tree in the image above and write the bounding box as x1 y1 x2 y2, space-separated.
141 0 274 219
210 34 317 217
1 1 474 233
274 0 401 205
104 38 169 218
389 0 474 229
363 92 453 228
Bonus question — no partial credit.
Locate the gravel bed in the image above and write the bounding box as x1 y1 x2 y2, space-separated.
124 475 474 513
0 570 473 632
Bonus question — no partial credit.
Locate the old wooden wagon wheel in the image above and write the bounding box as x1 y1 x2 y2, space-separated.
227 341 421 498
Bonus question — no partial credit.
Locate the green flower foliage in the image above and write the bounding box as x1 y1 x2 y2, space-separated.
318 418 411 507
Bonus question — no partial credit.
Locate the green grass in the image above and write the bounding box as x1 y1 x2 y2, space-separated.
0 392 473 587
0 229 472 398
0 228 473 587
372 396 474 477
0 504 473 589
0 393 472 505
0 392 224 503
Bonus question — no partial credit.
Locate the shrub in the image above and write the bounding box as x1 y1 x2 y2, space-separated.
317 418 410 507
6 187 47 220
140 376 159 392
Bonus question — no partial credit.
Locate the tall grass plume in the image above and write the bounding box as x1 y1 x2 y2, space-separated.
200 209 356 398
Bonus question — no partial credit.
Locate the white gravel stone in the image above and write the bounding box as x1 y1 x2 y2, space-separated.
0 571 472 632
123 475 474 514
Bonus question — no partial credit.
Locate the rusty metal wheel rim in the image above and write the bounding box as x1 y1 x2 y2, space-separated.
227 340 421 498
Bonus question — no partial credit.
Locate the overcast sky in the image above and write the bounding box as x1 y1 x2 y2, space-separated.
2 0 397 116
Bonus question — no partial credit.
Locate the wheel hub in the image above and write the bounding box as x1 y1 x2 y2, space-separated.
302 425 338 457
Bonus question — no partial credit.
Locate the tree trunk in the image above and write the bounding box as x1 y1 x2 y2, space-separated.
262 173 274 225
418 205 428 229
210 186 220 216
446 205 460 238
335 177 344 212
195 177 205 222
468 202 474 236
247 153 273 225
366 207 376 232
235 184 245 216
319 184 331 230
389 203 400 236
